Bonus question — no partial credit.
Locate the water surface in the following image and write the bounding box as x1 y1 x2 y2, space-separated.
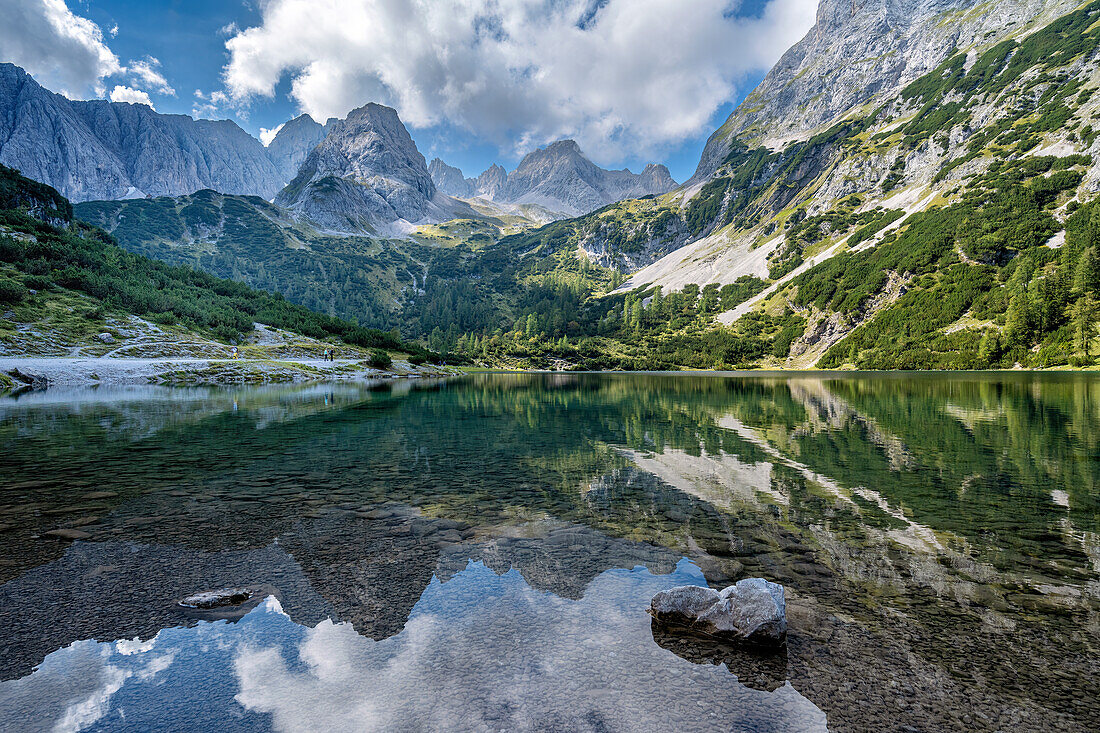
0 373 1097 731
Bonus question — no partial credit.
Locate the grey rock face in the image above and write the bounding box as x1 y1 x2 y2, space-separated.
649 578 787 647
275 103 437 233
0 63 288 202
267 114 327 183
690 0 1081 183
474 163 509 200
429 158 474 197
487 140 677 217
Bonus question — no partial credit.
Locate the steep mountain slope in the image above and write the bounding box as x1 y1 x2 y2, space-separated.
266 114 330 183
446 0 1100 370
0 64 290 202
691 0 1082 183
275 103 478 234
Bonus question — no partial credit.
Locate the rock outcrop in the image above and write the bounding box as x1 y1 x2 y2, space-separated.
178 588 253 609
0 63 288 202
648 578 787 647
428 158 474 198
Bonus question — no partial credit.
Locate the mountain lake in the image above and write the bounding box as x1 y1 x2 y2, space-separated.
0 372 1097 731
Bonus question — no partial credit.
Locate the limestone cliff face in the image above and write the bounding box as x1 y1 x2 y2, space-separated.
0 63 288 202
690 0 1081 183
473 163 508 200
267 114 328 183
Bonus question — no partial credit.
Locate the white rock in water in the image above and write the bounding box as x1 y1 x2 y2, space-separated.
648 578 787 647
179 588 252 609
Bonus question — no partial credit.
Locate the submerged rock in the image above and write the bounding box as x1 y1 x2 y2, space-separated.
648 578 787 647
178 588 252 609
651 623 789 691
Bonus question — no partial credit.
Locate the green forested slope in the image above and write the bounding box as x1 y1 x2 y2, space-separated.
0 165 421 354
436 0 1100 369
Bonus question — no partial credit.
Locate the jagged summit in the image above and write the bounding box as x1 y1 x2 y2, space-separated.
495 139 678 217
274 102 481 234
0 63 289 202
474 163 509 200
429 158 473 198
429 140 678 218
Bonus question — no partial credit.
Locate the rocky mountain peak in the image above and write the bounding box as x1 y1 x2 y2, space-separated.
496 140 677 217
474 164 509 200
639 163 676 191
429 158 473 198
314 102 435 200
690 0 1081 183
274 102 443 233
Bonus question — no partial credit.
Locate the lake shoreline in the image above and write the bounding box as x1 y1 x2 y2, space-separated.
0 356 460 390
4 360 1098 393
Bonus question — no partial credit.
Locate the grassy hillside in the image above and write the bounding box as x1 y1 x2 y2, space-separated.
74 190 558 337
75 191 422 331
0 165 444 364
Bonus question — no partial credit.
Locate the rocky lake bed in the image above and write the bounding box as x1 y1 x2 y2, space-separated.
0 372 1097 731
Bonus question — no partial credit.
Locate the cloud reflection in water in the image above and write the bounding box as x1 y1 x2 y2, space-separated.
0 560 825 732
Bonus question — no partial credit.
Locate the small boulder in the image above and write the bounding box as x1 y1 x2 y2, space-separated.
179 588 252 609
648 578 787 647
6 368 48 391
97 332 115 344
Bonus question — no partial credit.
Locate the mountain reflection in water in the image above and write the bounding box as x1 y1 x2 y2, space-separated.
0 373 1097 731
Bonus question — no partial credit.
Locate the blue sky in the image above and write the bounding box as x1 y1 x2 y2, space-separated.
7 0 814 182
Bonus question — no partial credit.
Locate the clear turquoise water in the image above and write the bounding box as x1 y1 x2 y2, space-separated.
0 373 1097 731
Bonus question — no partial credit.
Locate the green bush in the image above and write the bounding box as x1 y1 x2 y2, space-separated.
369 350 393 369
0 278 28 303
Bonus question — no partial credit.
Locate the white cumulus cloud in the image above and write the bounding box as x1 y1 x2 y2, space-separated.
128 57 175 96
109 85 154 107
0 0 123 98
221 0 818 163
